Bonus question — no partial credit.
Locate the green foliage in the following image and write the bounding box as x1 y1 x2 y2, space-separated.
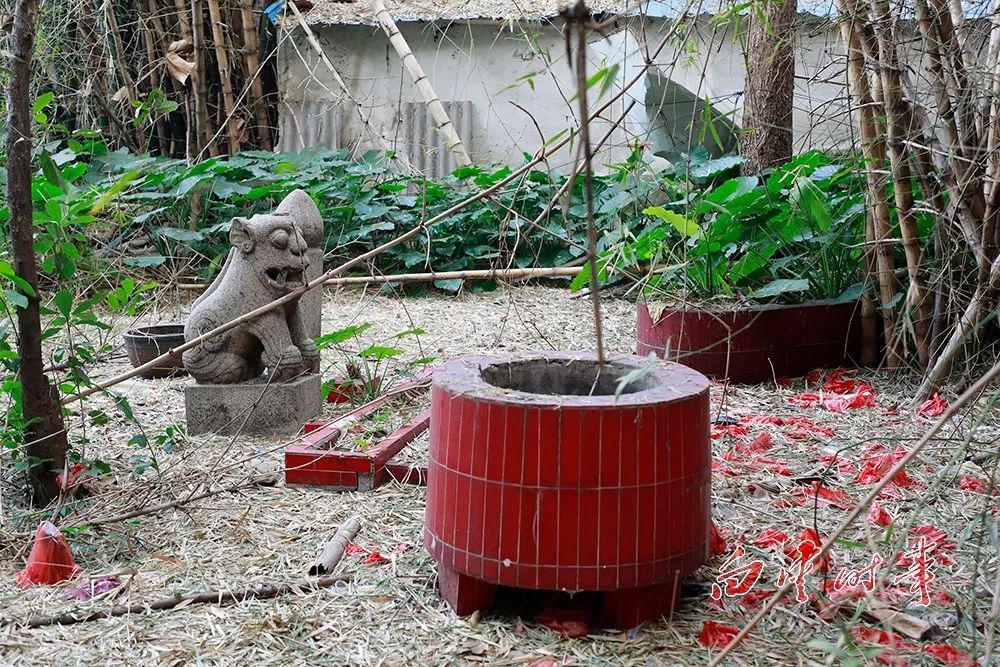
1 138 676 292
317 323 434 404
573 150 870 304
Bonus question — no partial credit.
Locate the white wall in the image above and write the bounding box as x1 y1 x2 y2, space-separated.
278 20 650 174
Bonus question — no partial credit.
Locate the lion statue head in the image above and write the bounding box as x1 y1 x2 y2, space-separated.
229 213 311 296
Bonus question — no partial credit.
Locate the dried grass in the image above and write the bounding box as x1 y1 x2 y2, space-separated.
0 286 996 665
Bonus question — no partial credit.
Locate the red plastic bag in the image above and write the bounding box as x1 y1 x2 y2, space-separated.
698 621 740 649
16 521 80 588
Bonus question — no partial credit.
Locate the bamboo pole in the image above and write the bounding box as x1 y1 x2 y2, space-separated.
173 0 192 36
191 0 217 157
239 0 272 150
176 266 585 290
868 0 932 366
835 0 901 368
141 3 171 155
61 29 681 405
13 575 351 629
367 0 473 167
207 0 241 154
309 516 361 575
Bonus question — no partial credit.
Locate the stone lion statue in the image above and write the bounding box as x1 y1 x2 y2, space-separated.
183 190 321 384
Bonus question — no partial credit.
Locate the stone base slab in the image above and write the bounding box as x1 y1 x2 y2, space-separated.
185 373 322 436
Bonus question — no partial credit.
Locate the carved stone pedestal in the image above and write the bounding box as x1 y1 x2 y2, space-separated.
185 373 322 436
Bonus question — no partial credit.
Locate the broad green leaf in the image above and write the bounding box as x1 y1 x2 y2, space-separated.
54 289 73 318
359 345 404 360
314 323 372 347
643 206 701 236
749 278 810 299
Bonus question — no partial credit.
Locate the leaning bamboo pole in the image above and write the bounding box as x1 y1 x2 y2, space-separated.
367 0 473 167
283 0 400 162
206 0 241 154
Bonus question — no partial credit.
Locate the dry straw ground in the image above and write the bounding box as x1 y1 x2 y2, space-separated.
0 286 996 666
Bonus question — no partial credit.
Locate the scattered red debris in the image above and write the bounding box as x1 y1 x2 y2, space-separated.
785 528 832 574
737 432 774 454
821 371 858 393
806 370 825 385
391 542 411 554
819 452 859 475
958 475 988 494
65 576 122 601
922 643 975 667
911 525 955 551
736 588 775 608
851 626 916 665
16 521 81 588
360 551 390 566
867 502 894 527
535 607 590 638
784 482 852 510
850 626 913 648
709 520 728 557
823 385 878 413
786 393 821 408
916 393 948 418
345 542 367 557
56 463 89 494
698 621 741 649
776 377 793 386
711 423 750 439
754 528 789 549
856 446 919 489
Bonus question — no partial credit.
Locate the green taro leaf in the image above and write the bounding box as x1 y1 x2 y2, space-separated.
359 345 404 360
749 278 810 299
643 206 701 237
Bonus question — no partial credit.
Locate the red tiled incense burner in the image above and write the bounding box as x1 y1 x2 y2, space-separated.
425 351 711 629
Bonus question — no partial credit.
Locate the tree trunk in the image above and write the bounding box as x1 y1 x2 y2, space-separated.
740 0 796 173
6 0 69 506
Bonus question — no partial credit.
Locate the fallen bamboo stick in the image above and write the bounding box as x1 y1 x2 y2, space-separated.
12 574 350 629
309 516 361 575
61 28 680 406
175 266 585 290
368 0 472 167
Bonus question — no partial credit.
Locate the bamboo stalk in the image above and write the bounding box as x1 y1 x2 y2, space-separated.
309 516 361 575
104 4 143 151
61 29 680 405
141 3 171 155
367 0 472 167
239 0 272 150
207 0 241 154
191 0 217 157
173 0 192 36
176 266 585 290
13 575 350 629
869 0 932 366
835 0 901 368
